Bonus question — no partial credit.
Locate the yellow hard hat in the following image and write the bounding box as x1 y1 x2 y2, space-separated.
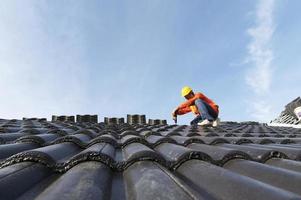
181 86 192 97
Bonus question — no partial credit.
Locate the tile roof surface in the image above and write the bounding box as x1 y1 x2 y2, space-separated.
271 97 301 125
0 116 301 200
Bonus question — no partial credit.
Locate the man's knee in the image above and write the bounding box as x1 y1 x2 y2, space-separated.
195 99 205 106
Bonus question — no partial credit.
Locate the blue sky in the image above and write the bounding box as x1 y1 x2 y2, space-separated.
0 0 300 124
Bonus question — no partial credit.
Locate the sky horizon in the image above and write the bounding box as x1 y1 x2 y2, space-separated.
0 0 300 124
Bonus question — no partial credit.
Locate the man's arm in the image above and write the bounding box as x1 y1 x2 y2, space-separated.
172 93 204 119
176 107 191 115
172 106 191 122
178 98 196 109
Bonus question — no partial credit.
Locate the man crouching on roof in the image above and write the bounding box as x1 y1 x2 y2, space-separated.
172 86 220 127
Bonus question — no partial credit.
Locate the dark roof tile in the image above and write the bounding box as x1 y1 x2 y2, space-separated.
0 162 52 200
0 118 301 199
31 162 110 200
246 143 301 160
0 143 40 160
187 143 252 165
224 159 301 195
218 143 287 161
177 160 301 200
124 161 205 200
265 158 301 173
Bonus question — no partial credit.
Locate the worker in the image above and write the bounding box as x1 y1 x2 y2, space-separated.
172 86 220 126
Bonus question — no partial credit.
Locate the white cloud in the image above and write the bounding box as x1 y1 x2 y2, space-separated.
245 0 275 121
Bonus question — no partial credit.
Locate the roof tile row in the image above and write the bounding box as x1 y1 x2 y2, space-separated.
0 118 301 199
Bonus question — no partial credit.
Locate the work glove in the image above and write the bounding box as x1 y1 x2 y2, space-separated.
172 108 178 121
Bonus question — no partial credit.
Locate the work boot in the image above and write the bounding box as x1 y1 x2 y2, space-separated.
212 118 220 127
198 119 213 126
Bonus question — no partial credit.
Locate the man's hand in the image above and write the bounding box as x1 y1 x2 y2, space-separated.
172 108 178 121
172 108 178 116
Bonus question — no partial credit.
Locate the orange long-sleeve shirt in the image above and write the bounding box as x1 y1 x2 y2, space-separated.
176 92 219 116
